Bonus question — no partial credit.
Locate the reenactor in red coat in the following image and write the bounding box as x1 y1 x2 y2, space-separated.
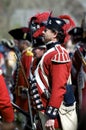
30 15 77 130
8 27 33 129
9 27 33 112
0 69 15 129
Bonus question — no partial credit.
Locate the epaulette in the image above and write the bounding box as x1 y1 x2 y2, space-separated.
51 45 70 63
26 50 33 56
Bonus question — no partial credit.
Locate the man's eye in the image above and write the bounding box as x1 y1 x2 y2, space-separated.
44 29 47 32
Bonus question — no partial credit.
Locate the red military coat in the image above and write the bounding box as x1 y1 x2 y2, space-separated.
0 71 14 122
15 48 33 112
34 44 71 128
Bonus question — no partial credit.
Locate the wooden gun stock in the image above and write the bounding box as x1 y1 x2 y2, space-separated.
77 47 86 66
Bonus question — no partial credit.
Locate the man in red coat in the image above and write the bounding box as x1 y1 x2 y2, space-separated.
15 40 33 111
9 27 33 112
9 27 33 129
0 69 15 129
30 16 76 130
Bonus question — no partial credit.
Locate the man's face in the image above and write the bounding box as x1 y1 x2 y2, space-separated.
33 47 45 58
66 40 74 53
17 40 25 52
42 28 56 43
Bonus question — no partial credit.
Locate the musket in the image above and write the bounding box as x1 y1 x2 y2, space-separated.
76 46 86 66
11 102 30 118
81 12 86 39
75 12 86 67
13 47 36 130
12 102 36 130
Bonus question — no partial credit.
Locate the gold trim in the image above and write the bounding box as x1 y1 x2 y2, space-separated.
23 33 27 39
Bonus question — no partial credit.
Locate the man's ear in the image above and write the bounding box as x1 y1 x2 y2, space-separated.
53 31 58 38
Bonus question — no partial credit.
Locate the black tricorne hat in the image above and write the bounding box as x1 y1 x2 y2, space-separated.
68 27 83 36
8 27 31 41
32 36 46 48
46 17 66 32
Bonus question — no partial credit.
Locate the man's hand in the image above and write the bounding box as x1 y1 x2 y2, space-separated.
45 119 55 130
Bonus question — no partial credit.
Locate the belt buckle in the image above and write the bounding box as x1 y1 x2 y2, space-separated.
18 86 23 96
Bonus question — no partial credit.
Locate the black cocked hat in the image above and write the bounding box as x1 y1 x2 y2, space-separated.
32 36 46 48
46 17 66 32
8 27 31 41
68 27 83 36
